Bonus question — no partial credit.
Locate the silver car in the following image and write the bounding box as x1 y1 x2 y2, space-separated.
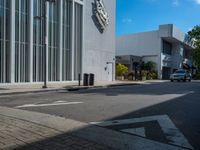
170 69 192 82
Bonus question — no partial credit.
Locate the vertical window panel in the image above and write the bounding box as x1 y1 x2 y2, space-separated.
62 0 72 81
33 0 44 82
15 0 29 83
0 0 10 83
74 3 82 80
48 1 59 81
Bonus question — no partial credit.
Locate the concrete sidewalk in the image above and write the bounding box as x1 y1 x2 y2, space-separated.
0 80 149 96
0 106 188 150
0 108 110 150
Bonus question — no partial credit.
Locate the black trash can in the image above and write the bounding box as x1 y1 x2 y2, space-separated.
83 73 89 86
89 73 95 86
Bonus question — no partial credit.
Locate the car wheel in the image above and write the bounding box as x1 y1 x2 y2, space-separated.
188 79 191 82
171 80 174 82
178 80 180 82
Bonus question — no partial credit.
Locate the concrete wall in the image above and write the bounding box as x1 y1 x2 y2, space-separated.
172 25 186 43
83 0 116 81
116 31 161 56
159 24 173 38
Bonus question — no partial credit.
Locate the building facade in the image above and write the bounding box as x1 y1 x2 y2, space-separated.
116 24 194 79
0 0 116 84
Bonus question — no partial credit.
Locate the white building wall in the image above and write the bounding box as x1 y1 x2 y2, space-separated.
172 25 186 43
116 24 193 80
116 31 161 56
116 31 162 78
158 24 172 38
83 0 116 81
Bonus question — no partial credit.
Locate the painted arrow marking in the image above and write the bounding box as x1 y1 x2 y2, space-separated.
121 127 146 138
91 115 193 150
15 101 83 108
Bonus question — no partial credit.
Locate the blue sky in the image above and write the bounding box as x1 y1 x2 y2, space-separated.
116 0 200 35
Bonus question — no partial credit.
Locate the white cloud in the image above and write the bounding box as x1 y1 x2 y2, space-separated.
122 18 134 24
194 0 200 4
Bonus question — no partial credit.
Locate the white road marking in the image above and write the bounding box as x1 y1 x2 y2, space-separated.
15 101 83 108
121 127 146 137
54 101 67 103
91 115 193 150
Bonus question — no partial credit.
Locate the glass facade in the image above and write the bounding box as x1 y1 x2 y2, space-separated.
0 0 10 83
0 0 83 84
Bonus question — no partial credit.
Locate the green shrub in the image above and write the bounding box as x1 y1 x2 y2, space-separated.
143 61 156 72
146 71 158 80
116 64 128 76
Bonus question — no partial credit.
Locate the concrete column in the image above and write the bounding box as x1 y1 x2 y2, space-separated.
81 0 85 80
71 0 75 81
58 0 63 81
158 39 163 80
172 43 184 69
46 3 49 82
179 44 184 68
10 0 15 83
28 0 34 83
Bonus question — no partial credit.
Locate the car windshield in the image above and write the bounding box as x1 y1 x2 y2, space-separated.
175 70 185 74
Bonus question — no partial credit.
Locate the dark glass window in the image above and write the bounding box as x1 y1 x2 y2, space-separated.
33 0 45 82
62 0 72 81
74 3 82 80
163 40 172 55
15 0 29 83
0 0 10 83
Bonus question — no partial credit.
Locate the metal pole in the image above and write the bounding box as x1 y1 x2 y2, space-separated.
43 1 47 88
78 73 81 86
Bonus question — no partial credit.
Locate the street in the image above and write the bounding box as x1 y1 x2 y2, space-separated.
0 81 200 150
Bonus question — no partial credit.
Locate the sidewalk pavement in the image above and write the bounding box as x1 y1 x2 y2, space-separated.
0 80 151 96
0 107 110 150
0 106 188 150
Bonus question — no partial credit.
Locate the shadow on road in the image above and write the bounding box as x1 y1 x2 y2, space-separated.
72 81 200 96
2 82 200 150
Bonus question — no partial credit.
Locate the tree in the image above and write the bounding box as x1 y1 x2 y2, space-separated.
188 25 200 47
188 25 200 71
143 61 156 72
116 64 128 76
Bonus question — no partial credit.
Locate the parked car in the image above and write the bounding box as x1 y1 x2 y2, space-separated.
170 69 192 82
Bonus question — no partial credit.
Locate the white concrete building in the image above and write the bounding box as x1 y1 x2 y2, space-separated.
0 0 116 85
116 24 194 79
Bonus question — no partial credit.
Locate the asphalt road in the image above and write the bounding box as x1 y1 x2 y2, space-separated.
0 81 200 149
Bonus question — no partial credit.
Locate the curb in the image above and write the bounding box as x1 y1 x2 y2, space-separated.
0 85 104 96
0 83 145 96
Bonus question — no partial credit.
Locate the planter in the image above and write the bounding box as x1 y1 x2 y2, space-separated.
142 76 146 80
116 76 124 80
128 76 134 80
